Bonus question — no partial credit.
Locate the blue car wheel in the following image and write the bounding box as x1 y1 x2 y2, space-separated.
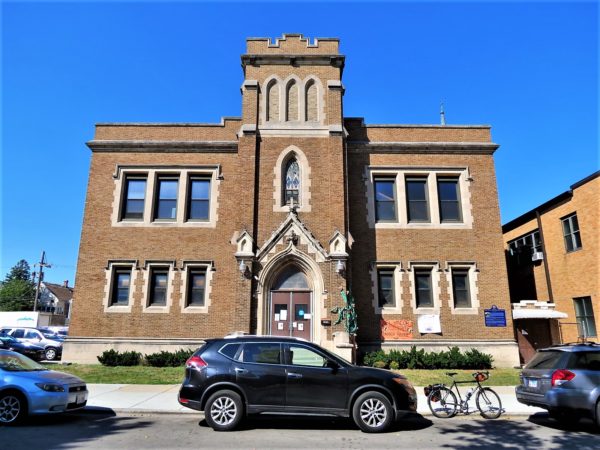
0 391 27 425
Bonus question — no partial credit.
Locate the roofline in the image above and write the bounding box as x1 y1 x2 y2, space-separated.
502 170 600 233
94 117 241 127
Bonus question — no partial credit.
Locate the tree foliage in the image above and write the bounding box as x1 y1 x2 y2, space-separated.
0 260 35 311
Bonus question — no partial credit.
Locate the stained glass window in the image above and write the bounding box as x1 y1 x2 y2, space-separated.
285 158 300 205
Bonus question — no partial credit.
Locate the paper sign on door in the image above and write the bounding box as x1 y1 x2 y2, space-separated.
277 323 284 330
280 310 288 320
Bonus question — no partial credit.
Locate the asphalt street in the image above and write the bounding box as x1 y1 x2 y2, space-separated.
2 411 599 450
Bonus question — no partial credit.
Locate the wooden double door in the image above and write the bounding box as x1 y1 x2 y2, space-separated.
270 291 311 340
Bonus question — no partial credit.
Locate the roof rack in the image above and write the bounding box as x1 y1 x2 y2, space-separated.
549 341 599 347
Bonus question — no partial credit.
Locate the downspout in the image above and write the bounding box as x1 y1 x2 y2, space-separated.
536 210 553 303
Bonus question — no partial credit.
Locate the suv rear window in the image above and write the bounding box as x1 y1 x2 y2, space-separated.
526 350 565 369
219 343 241 360
567 351 600 371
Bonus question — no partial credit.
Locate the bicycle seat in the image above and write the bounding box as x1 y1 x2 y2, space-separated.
445 372 458 376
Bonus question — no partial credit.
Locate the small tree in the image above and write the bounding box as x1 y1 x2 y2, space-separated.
0 260 36 311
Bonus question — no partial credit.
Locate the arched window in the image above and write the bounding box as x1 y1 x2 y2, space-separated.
284 157 300 206
273 266 309 290
267 80 279 122
286 81 298 121
305 80 318 122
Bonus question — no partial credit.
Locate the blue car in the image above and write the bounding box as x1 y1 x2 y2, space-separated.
0 350 88 425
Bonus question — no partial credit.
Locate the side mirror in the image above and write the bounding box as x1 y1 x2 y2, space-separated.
326 360 340 371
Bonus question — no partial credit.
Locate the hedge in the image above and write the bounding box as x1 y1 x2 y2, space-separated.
97 349 194 367
362 346 493 370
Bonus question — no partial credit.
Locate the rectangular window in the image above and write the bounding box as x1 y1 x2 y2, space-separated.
122 177 146 220
574 297 597 337
111 269 131 306
415 269 433 308
437 177 462 222
187 269 206 307
149 269 168 306
406 177 429 222
562 213 582 252
377 269 395 307
452 269 471 308
374 178 396 221
187 178 210 221
154 177 179 220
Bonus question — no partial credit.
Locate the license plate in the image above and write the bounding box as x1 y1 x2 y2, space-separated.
75 393 86 404
528 378 538 388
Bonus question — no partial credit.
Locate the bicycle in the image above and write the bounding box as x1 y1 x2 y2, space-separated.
424 371 503 419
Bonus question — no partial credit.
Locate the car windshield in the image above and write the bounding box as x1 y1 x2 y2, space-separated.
0 351 47 372
525 350 564 369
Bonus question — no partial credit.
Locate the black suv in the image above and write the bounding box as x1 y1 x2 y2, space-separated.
178 336 417 432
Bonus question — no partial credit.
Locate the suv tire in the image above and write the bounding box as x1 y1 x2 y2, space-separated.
44 347 58 361
352 391 393 433
204 390 243 431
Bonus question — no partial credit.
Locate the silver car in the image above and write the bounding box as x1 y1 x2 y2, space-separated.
0 349 88 425
0 327 63 361
515 343 600 426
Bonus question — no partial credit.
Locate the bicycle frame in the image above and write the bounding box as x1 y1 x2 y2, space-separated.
445 378 486 413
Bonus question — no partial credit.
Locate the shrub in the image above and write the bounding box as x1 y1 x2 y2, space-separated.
97 349 142 367
362 346 493 370
145 349 195 367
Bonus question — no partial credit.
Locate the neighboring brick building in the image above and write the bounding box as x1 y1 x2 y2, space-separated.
65 34 518 366
503 171 599 363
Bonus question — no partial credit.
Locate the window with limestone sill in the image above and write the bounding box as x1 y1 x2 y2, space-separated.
445 262 480 315
179 261 214 314
407 262 442 315
140 261 176 314
370 262 404 315
111 165 221 228
364 167 474 230
103 260 139 313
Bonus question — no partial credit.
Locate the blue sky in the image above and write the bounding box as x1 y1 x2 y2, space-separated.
1 1 598 285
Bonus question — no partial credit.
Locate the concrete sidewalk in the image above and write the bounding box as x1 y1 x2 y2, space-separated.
86 384 545 417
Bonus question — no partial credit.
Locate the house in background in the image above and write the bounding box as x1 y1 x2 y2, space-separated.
38 280 73 326
503 171 599 363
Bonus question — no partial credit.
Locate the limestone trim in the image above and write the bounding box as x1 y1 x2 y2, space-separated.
444 261 480 315
256 211 327 263
347 141 498 154
370 261 403 315
103 261 139 313
364 166 473 230
260 75 325 128
273 145 312 212
179 261 215 314
408 261 442 315
87 140 238 153
255 243 325 346
140 261 176 314
111 165 221 228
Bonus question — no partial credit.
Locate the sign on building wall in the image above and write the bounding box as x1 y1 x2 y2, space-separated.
417 314 441 334
380 319 413 340
484 305 507 327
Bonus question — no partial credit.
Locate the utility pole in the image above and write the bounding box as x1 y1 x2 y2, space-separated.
33 251 51 312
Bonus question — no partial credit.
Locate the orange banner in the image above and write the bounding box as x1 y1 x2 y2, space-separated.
380 318 413 340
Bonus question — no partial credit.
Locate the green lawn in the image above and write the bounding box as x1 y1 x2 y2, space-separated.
44 364 521 386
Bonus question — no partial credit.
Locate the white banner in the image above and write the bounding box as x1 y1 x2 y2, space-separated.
417 314 441 334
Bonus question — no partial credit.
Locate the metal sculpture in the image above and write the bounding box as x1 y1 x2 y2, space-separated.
331 289 358 335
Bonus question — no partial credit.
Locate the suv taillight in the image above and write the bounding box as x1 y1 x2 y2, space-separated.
551 369 575 387
185 355 207 369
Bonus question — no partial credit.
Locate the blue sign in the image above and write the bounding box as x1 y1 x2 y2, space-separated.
484 305 507 327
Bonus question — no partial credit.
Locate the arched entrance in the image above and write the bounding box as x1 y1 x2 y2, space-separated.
269 264 312 340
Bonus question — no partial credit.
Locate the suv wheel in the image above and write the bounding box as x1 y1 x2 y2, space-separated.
44 347 57 361
204 390 243 431
0 391 27 425
352 391 393 433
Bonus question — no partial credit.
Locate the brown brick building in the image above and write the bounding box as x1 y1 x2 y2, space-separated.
65 34 518 366
503 171 599 363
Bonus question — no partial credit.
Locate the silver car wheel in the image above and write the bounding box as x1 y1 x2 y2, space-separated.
45 348 57 361
0 395 21 424
210 396 237 426
359 398 388 428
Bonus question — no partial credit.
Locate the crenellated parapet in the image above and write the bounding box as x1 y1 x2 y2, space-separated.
246 33 340 55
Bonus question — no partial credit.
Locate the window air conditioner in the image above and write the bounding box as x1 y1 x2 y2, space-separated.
531 252 544 262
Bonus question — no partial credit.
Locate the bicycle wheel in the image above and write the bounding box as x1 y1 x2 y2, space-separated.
428 386 458 418
475 387 502 419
